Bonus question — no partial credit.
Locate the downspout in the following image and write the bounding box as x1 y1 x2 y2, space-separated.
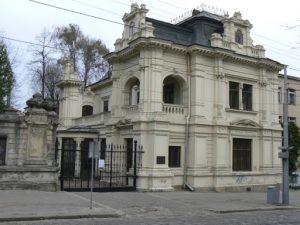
183 52 194 192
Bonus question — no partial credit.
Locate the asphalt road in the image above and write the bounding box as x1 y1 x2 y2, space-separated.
4 209 300 225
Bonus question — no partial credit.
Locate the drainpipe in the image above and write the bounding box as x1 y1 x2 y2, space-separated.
183 52 194 192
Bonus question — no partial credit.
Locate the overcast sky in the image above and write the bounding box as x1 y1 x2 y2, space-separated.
1 0 300 109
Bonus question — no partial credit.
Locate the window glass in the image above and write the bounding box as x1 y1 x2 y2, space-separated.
82 105 93 116
242 84 252 111
229 81 239 109
0 137 6 166
289 89 296 105
103 100 109 112
232 138 252 171
129 21 136 38
163 83 175 104
235 30 243 45
168 146 181 167
278 87 282 103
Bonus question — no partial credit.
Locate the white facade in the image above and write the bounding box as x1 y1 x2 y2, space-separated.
57 4 283 191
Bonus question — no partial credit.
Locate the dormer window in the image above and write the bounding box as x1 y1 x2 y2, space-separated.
235 30 243 45
129 21 136 38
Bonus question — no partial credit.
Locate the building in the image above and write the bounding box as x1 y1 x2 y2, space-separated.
278 74 300 127
57 4 284 191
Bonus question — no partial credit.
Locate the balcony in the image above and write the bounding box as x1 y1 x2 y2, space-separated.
162 104 186 115
73 112 110 126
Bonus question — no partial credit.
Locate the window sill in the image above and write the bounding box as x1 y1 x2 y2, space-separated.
225 108 258 114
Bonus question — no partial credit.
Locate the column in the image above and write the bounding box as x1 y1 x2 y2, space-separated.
75 138 82 177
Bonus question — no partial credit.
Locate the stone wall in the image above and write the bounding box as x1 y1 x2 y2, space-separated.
0 93 59 191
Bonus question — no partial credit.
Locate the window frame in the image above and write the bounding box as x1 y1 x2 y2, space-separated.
0 137 7 166
163 83 175 104
232 138 252 171
235 29 243 45
229 81 240 110
129 21 136 38
288 89 296 105
103 100 109 112
278 87 282 103
242 83 252 111
82 105 93 117
168 146 181 168
229 81 253 111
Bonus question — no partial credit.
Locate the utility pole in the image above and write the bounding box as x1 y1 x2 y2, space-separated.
281 65 289 205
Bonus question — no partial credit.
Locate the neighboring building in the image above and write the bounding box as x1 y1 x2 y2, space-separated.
57 4 283 191
278 74 300 127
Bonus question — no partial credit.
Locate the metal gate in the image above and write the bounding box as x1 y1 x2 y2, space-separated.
59 139 143 192
0 137 6 165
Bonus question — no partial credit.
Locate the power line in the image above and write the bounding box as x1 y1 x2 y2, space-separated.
23 0 300 72
156 0 188 11
129 0 179 17
71 0 123 17
28 0 124 26
253 33 295 49
111 0 172 19
0 35 65 51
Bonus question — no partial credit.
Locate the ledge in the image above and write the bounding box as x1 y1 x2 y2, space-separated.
225 108 258 115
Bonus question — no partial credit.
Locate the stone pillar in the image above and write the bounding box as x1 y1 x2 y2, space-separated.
75 138 82 177
25 94 50 165
0 94 60 191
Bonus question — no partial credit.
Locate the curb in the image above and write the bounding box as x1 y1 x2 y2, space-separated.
0 212 122 223
209 206 300 214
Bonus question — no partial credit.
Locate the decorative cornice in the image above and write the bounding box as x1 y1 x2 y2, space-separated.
215 72 225 79
230 119 261 128
105 37 284 72
56 79 82 88
258 79 268 87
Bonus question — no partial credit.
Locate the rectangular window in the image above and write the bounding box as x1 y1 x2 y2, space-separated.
168 146 181 167
229 81 239 109
0 137 7 165
103 100 109 112
242 84 252 111
232 138 252 171
288 117 296 123
289 89 296 105
278 87 282 103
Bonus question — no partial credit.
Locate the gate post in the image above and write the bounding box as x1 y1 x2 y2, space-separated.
110 144 113 187
133 141 137 189
60 148 64 191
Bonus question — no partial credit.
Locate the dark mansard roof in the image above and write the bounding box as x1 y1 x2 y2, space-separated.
146 10 224 47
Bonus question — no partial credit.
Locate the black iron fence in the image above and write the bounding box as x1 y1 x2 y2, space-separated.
58 141 143 192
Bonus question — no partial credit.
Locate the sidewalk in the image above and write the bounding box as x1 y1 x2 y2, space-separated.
0 190 122 222
0 190 299 222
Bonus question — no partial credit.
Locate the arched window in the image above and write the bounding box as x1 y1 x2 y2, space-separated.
82 105 93 117
124 77 140 106
129 21 136 38
163 76 182 104
235 30 243 45
130 84 140 105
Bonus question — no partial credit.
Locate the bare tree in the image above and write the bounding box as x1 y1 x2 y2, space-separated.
78 37 109 87
44 62 61 103
28 28 54 99
53 24 109 87
53 24 83 72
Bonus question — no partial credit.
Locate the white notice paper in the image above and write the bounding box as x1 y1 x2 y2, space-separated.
98 159 105 169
